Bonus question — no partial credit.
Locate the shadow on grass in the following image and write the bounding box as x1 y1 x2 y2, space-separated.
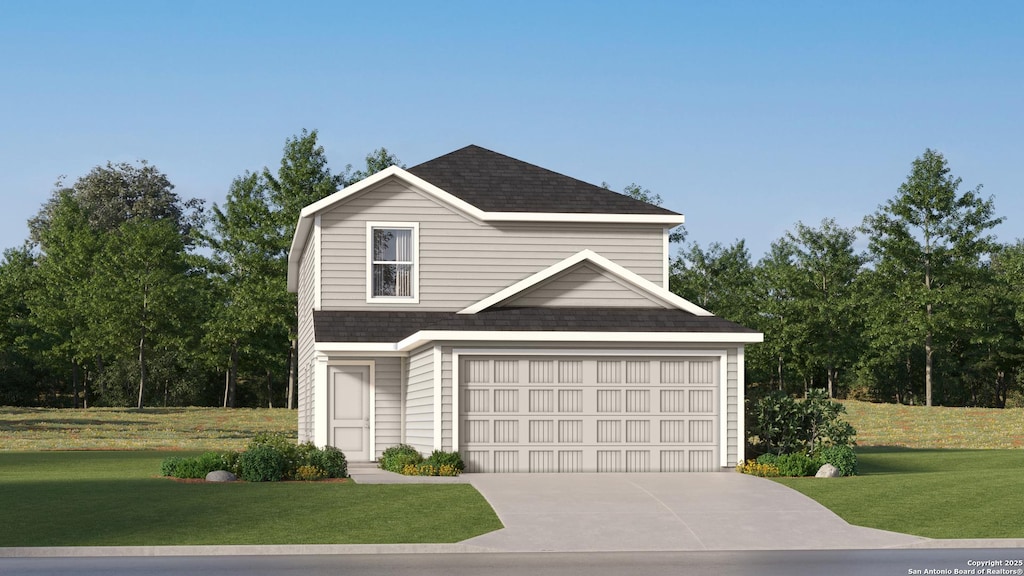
854 446 1020 476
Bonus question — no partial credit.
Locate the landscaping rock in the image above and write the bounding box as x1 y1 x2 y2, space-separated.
815 463 840 478
206 470 238 482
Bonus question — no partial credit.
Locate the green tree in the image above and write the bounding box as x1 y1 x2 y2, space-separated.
210 130 353 408
747 238 801 392
862 149 1002 406
0 246 46 405
347 147 404 184
28 162 207 408
88 219 199 409
670 239 754 324
784 219 864 397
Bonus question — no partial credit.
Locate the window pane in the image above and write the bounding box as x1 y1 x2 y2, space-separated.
373 228 412 262
373 263 397 296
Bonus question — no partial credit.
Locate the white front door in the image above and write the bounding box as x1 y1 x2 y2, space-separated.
329 365 371 461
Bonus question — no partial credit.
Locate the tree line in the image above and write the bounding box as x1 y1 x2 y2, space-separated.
1 141 1018 409
668 149 1022 408
0 129 400 408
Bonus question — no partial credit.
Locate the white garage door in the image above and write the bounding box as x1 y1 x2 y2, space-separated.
459 356 720 473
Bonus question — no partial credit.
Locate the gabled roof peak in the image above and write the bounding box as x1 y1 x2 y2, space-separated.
407 145 680 216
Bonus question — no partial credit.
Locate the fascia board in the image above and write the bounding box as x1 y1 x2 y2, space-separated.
396 330 764 351
485 212 685 225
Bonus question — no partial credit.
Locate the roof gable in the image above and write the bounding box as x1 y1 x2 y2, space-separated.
460 250 712 316
498 262 671 309
287 146 686 292
407 145 679 215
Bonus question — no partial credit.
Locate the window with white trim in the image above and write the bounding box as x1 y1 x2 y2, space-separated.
368 224 418 301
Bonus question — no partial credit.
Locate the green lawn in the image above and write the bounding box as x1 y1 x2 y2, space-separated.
0 407 296 452
774 447 1024 539
0 451 502 546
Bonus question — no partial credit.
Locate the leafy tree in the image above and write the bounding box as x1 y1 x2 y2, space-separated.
670 239 754 324
87 219 197 409
747 238 801 393
0 246 45 405
861 149 1002 405
210 130 352 408
347 147 404 185
784 219 864 397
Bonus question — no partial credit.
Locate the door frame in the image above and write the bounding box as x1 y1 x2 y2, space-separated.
321 359 375 460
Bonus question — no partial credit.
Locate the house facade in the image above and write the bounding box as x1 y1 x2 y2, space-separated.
287 145 762 473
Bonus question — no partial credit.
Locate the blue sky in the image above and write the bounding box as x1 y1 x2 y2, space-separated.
2 0 1021 260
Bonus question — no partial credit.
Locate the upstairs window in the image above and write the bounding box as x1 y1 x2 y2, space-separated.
368 223 418 301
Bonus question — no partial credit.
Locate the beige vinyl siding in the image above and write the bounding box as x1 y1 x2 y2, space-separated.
502 263 668 308
726 347 739 467
374 357 402 458
405 346 435 454
318 180 666 311
297 231 318 443
442 346 453 451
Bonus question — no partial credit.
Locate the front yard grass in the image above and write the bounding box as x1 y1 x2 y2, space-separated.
773 447 1024 539
0 451 502 546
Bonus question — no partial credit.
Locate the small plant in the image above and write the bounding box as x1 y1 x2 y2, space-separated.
295 465 328 481
437 464 459 477
816 444 858 476
736 459 780 477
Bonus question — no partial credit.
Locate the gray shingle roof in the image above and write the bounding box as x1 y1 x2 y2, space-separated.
406 145 679 215
313 307 756 343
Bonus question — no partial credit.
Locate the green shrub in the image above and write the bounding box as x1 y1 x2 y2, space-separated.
248 432 300 478
775 453 821 477
379 444 422 473
425 450 464 472
305 444 348 478
160 456 185 477
238 444 287 482
755 453 779 466
749 389 857 456
816 444 858 476
160 452 236 479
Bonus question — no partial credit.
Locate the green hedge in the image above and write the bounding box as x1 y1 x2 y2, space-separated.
160 433 348 482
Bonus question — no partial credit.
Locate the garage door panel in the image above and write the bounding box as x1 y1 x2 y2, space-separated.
461 356 720 472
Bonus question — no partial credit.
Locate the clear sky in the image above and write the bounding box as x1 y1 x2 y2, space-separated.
2 0 1021 260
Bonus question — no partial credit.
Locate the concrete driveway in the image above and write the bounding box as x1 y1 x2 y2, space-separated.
459 472 927 552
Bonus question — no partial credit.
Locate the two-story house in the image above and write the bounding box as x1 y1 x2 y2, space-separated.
287 145 762 473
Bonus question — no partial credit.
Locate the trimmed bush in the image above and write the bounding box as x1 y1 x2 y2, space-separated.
161 452 235 479
238 444 287 482
379 444 423 473
816 444 858 476
775 453 821 477
305 444 348 479
426 450 464 473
